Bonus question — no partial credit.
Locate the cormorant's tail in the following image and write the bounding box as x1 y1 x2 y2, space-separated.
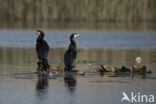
42 59 49 71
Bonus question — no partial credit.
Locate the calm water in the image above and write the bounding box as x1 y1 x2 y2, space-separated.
0 47 156 104
0 29 156 104
0 30 156 48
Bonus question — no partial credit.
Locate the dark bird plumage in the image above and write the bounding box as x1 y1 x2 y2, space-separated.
64 33 79 71
35 30 49 71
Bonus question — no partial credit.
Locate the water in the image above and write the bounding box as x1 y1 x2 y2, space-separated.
0 29 156 104
0 30 156 48
0 47 156 104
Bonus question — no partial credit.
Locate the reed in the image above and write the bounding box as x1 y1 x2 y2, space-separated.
0 0 156 23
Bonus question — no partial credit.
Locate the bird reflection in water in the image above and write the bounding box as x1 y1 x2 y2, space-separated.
64 73 77 94
36 75 49 103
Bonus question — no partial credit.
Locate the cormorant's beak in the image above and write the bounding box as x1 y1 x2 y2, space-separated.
75 34 80 38
34 31 39 35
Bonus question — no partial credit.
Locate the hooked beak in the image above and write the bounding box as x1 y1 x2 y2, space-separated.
34 30 39 35
75 34 80 38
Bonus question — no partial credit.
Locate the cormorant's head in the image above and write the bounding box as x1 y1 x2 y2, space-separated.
34 30 44 36
70 33 79 40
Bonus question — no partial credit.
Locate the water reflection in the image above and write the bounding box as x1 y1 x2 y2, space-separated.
64 73 77 94
36 75 49 104
36 75 48 90
0 48 156 104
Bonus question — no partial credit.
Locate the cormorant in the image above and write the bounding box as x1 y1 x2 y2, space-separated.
64 33 79 71
35 30 49 72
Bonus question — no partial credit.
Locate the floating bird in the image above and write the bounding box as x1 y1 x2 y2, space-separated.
35 30 49 72
64 33 79 71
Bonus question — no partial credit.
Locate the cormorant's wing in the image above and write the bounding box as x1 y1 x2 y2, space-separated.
43 40 49 58
36 40 49 60
64 46 77 68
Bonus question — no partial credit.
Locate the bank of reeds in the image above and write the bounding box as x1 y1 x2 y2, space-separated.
0 0 156 23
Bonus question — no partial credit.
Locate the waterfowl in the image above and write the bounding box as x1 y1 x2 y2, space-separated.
35 30 49 72
64 33 79 71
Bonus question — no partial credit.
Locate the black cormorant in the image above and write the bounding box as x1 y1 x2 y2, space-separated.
64 33 79 71
35 30 49 72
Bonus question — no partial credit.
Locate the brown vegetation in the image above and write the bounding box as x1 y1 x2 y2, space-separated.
0 0 156 23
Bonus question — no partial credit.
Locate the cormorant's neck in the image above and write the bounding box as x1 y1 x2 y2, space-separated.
70 38 76 48
37 34 44 41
